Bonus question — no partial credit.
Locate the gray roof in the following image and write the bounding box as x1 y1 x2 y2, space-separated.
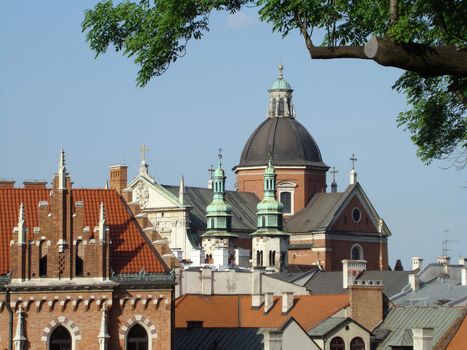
163 185 259 233
269 270 318 284
236 117 327 168
376 306 465 349
308 317 349 337
304 271 411 298
285 187 352 233
175 328 263 350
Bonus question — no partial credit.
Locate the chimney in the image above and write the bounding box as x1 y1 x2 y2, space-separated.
201 267 213 296
458 257 467 267
349 281 383 331
462 268 467 286
251 267 264 308
23 180 47 189
0 179 15 188
409 273 420 291
342 259 367 289
412 328 434 350
412 257 423 271
190 248 205 267
281 292 294 314
213 247 229 270
109 165 128 196
264 292 274 313
437 256 450 265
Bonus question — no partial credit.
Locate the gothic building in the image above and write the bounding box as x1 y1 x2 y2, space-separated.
0 151 175 350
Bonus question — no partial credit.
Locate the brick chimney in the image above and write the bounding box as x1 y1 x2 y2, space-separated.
0 179 15 188
23 180 47 189
349 281 383 331
109 165 128 195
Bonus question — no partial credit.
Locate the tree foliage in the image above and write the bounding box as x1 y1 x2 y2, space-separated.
82 0 466 167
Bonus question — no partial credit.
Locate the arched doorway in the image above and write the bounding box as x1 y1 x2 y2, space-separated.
49 326 72 350
127 324 148 350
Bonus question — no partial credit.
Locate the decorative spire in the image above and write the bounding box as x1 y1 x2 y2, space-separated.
330 167 339 193
98 307 110 349
139 144 149 176
17 203 26 245
98 202 106 242
58 148 66 190
13 309 26 347
179 175 185 204
268 64 294 118
350 154 358 185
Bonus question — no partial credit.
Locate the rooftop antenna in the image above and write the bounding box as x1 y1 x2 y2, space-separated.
442 229 459 256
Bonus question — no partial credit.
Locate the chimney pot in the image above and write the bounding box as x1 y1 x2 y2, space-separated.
458 257 467 267
412 257 423 271
437 256 450 265
342 259 367 289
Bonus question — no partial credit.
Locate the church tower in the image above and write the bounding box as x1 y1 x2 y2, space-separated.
251 158 289 272
201 153 238 267
234 65 329 215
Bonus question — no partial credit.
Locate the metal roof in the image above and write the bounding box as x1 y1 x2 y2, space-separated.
308 317 348 337
175 328 263 350
163 185 259 233
304 271 411 298
376 306 465 349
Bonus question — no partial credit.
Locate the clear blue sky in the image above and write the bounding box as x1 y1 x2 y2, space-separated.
1 1 465 268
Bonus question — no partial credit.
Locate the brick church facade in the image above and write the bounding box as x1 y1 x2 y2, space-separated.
0 151 175 350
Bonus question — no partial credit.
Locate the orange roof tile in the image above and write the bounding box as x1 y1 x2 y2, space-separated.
0 188 167 275
175 294 349 330
446 315 467 350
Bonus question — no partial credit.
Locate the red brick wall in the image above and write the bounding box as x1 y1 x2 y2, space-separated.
349 285 383 331
331 196 378 233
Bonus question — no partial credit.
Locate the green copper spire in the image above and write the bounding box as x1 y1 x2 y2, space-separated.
251 157 289 237
202 150 238 238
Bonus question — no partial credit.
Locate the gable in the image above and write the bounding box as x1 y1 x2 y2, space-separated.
129 176 181 210
330 194 379 233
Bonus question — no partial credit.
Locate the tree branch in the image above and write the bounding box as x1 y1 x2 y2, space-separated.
389 0 398 24
364 37 467 77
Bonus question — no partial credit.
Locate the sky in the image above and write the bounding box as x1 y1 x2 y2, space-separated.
0 1 465 268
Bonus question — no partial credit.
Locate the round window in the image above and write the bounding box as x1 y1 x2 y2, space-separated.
352 208 361 222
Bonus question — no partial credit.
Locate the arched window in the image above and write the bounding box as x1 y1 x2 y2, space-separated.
278 99 285 115
75 240 84 277
256 250 261 265
49 326 72 350
351 244 363 260
271 251 276 266
350 337 365 350
39 240 48 277
280 192 292 214
330 337 345 350
127 324 148 350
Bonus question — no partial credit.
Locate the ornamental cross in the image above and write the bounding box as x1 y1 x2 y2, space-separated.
330 167 339 182
208 164 215 179
350 153 358 170
140 144 149 162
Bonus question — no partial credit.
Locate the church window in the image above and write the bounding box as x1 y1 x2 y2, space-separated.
278 99 285 115
49 326 72 350
39 240 48 277
330 337 345 350
127 323 148 350
351 244 363 260
280 192 292 214
75 240 84 277
352 208 361 222
350 337 365 350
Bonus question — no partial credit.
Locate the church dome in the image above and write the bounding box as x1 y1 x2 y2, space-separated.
237 117 324 167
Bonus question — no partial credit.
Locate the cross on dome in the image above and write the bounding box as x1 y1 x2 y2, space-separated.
330 167 339 182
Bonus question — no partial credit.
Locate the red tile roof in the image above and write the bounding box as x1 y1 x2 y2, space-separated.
175 294 349 330
446 315 467 350
0 188 167 275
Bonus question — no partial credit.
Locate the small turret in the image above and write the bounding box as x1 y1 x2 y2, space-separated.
268 64 295 118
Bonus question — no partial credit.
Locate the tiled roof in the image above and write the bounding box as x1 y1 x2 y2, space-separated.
175 294 349 330
446 315 467 350
175 328 263 350
0 188 167 275
376 306 464 350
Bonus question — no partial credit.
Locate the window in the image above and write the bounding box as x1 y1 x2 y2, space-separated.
127 324 148 350
352 208 361 222
278 99 284 115
350 337 365 350
49 326 71 350
75 241 84 277
269 251 276 266
351 244 363 260
280 192 292 214
39 240 48 277
256 250 263 266
330 337 345 350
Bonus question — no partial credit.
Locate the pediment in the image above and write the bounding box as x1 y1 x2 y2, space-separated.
128 176 181 210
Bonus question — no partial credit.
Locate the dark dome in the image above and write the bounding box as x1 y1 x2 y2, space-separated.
236 117 326 168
